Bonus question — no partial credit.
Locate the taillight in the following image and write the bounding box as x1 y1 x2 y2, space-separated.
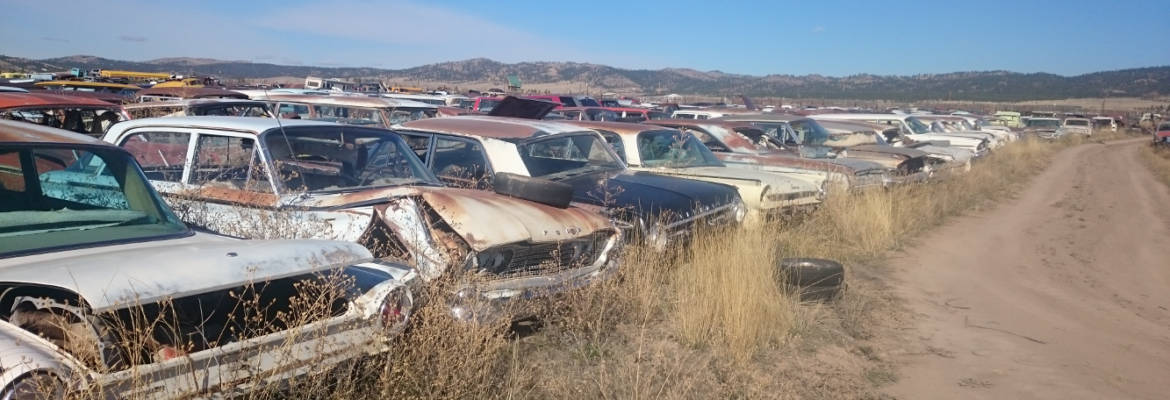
378 287 412 333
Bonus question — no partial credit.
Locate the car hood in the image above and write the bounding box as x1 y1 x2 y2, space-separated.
850 145 928 159
643 165 820 194
0 234 372 313
560 169 739 221
717 152 856 175
309 186 614 251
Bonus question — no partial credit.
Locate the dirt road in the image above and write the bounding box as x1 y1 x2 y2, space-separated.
886 139 1170 399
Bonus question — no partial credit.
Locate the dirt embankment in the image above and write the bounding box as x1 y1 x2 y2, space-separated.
886 139 1170 399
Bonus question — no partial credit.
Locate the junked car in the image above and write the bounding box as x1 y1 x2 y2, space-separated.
648 119 892 193
814 119 974 172
1061 117 1092 136
0 92 129 138
1152 122 1170 145
1021 117 1065 139
394 115 746 250
0 119 412 398
714 114 942 177
124 99 275 119
811 113 993 155
1091 116 1117 132
134 87 250 103
915 115 1012 145
564 120 822 224
262 94 438 127
102 117 621 323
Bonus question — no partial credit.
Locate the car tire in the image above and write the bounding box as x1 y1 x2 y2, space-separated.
778 258 845 301
492 172 575 209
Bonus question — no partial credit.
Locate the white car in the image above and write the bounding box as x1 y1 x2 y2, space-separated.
0 120 412 398
811 113 992 157
1062 118 1092 136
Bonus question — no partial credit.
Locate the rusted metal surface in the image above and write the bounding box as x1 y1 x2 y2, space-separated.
0 92 121 109
399 115 590 140
261 94 435 109
134 87 249 100
0 119 112 145
40 90 131 105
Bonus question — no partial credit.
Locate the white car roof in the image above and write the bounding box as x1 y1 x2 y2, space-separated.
107 116 341 136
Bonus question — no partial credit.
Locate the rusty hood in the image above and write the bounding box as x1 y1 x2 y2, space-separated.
0 237 373 313
311 186 614 251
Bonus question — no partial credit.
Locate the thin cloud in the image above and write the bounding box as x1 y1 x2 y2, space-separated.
812 27 825 34
118 35 147 42
42 37 70 43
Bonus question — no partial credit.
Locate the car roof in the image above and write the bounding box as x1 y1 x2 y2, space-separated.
261 94 437 109
561 120 671 135
0 119 113 146
715 113 804 122
397 115 591 139
34 80 141 90
110 116 339 136
135 87 248 99
650 119 758 130
0 92 121 108
123 98 267 109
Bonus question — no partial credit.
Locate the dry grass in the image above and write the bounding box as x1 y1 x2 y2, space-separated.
1139 144 1170 187
22 134 1118 399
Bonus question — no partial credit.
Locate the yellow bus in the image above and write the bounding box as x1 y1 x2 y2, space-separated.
99 70 173 82
151 78 203 88
33 81 141 96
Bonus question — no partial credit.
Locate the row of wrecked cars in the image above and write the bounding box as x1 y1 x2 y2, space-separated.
0 92 1007 398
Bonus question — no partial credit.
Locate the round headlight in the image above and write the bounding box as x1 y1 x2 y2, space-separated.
645 222 668 251
379 286 413 333
2 373 63 400
732 197 747 223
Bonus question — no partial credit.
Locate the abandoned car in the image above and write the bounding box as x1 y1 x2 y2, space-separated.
124 99 275 119
134 87 250 103
102 117 622 322
563 120 823 223
394 116 746 249
0 92 129 138
0 119 413 398
814 119 974 173
811 113 993 155
260 94 438 127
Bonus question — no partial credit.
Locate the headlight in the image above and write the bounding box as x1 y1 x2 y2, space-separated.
644 222 668 251
2 374 63 400
379 286 413 334
731 197 747 223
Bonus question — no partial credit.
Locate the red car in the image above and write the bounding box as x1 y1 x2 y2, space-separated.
0 93 129 138
1155 121 1170 145
522 94 600 108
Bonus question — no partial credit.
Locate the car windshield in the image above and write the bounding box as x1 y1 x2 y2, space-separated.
389 108 437 125
262 126 439 193
312 105 381 125
1027 119 1060 127
1064 119 1089 126
647 111 671 120
517 133 626 180
789 119 832 145
637 130 724 168
193 104 271 117
578 98 601 107
0 145 187 257
905 117 931 134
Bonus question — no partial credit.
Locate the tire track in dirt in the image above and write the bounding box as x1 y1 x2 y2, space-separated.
885 139 1170 399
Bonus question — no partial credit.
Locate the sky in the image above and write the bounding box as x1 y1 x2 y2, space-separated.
1 0 1167 77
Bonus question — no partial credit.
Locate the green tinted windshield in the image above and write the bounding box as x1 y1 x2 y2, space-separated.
0 145 187 257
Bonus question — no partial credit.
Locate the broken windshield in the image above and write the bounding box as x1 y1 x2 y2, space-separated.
517 133 626 180
0 145 188 257
637 130 724 168
262 126 439 193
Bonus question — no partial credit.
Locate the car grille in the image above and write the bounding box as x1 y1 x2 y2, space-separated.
664 203 736 239
479 230 615 277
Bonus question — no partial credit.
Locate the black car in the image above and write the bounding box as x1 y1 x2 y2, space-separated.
395 116 745 250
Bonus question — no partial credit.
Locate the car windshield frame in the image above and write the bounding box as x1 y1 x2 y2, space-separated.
517 132 627 180
259 125 441 194
635 130 725 168
0 143 190 258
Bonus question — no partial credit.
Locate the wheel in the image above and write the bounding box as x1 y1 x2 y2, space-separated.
777 258 845 288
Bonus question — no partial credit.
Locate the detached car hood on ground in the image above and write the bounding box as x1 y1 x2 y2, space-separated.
0 234 372 313
308 185 614 251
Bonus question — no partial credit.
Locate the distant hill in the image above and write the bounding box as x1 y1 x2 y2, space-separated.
1 54 1167 102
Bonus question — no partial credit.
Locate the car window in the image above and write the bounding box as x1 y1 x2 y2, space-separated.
682 128 729 152
1 145 187 256
637 130 723 168
191 134 272 192
128 106 184 119
518 134 625 179
263 126 438 192
277 103 310 119
558 96 576 106
648 111 671 120
697 114 709 120
120 131 191 182
597 131 627 163
399 133 432 163
313 105 380 124
674 113 694 119
194 104 270 117
430 137 491 188
0 149 26 192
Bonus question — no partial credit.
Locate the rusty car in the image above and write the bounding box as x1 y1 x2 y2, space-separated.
1061 117 1092 136
0 92 129 138
133 87 250 103
258 94 439 127
101 116 622 323
394 116 746 250
647 119 891 193
124 98 275 119
810 113 992 156
0 119 413 398
814 119 974 172
563 120 822 224
713 114 942 177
